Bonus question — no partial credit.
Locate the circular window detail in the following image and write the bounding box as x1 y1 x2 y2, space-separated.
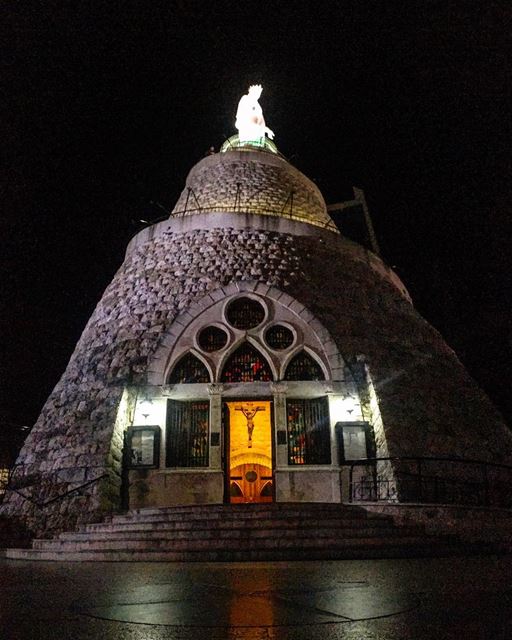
226 297 265 330
245 471 257 483
265 324 294 350
198 326 228 352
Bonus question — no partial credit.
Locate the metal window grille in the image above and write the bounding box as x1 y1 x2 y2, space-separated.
168 353 210 383
287 397 331 465
284 351 325 381
226 297 265 329
166 400 209 467
265 324 294 350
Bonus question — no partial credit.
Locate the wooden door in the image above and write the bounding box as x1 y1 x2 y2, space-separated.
225 400 273 503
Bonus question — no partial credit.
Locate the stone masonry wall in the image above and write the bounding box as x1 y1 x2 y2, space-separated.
171 152 335 230
3 223 512 537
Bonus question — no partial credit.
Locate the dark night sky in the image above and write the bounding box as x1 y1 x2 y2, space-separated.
1 1 511 453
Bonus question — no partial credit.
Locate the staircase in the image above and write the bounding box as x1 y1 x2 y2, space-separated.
4 503 473 562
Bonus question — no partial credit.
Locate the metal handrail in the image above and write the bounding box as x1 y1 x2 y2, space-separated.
169 203 339 231
341 455 512 472
134 199 338 227
342 456 512 507
2 470 109 510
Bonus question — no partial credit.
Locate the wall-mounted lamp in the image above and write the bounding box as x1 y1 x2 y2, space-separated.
140 398 153 421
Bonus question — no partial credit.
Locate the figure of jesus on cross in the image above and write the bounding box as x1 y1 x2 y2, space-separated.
235 404 265 448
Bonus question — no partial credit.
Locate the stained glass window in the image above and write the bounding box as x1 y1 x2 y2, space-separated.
168 353 210 384
265 324 294 350
198 326 228 352
226 297 265 329
287 397 331 465
284 351 325 381
166 400 209 467
221 343 273 382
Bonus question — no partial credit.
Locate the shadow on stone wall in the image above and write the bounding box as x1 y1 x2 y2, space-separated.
0 515 32 549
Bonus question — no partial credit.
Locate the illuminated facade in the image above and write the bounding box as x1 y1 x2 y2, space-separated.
3 98 512 538
118 135 395 511
124 280 374 509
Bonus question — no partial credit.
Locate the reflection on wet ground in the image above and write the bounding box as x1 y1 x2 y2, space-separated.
1 555 511 639
74 578 419 626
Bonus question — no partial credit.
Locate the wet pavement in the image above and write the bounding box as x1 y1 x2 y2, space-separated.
1 555 511 639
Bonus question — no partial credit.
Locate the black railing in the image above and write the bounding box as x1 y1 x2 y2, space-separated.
170 202 339 231
1 466 109 510
131 203 339 244
344 456 512 508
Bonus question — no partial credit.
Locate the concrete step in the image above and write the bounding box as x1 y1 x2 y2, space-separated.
106 507 383 527
40 526 425 549
82 515 395 534
6 503 487 562
35 534 444 552
125 503 374 516
5 540 467 562
59 522 416 542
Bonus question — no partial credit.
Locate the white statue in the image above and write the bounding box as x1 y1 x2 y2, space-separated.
235 85 274 143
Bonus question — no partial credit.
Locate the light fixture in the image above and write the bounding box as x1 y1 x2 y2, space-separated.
140 397 153 421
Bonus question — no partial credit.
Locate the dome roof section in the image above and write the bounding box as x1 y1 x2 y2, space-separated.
170 146 338 233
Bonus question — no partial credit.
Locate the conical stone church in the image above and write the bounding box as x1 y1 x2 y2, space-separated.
3 87 512 540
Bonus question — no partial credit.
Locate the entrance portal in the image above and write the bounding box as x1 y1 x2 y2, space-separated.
225 400 273 503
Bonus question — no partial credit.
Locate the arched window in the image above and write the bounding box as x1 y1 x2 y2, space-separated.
168 353 210 384
221 343 273 383
284 351 325 381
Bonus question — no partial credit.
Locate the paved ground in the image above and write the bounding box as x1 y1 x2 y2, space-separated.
1 555 511 639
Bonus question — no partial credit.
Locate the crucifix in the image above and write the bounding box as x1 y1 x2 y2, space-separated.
235 404 265 448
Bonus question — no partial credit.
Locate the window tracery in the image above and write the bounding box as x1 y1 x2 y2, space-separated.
165 293 333 384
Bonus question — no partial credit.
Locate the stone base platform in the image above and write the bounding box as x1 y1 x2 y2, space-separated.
2 503 492 562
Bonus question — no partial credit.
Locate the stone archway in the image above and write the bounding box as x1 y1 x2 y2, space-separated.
146 281 346 385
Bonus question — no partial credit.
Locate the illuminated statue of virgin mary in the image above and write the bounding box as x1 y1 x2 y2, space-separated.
235 85 274 143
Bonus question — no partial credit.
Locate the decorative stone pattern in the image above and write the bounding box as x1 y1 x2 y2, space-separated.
171 150 336 231
1 226 309 536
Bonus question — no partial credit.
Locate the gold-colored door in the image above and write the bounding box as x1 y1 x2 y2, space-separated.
225 400 273 503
